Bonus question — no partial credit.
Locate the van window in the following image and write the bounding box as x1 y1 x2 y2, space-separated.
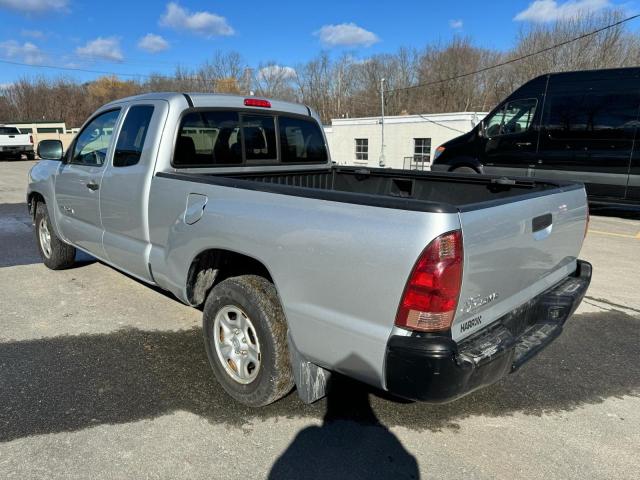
174 111 242 166
545 92 639 140
279 116 327 163
485 99 537 137
241 114 277 161
114 105 154 167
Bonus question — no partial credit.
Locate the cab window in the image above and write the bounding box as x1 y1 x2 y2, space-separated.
70 109 120 166
484 99 537 137
113 105 155 167
174 111 242 166
279 116 327 163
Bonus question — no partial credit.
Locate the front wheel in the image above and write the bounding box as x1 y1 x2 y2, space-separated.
34 203 76 270
202 275 293 407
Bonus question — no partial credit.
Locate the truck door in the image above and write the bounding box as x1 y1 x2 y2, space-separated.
55 109 121 255
99 100 168 282
535 79 637 200
481 98 539 177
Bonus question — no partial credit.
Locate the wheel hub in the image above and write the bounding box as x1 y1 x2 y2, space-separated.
38 218 52 258
213 305 261 384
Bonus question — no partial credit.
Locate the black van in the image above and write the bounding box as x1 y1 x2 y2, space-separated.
431 67 640 205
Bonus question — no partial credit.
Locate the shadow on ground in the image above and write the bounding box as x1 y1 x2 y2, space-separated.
0 309 638 443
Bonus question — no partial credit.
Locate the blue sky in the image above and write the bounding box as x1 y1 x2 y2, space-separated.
0 0 636 84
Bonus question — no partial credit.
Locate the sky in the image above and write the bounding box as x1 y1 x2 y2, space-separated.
0 0 636 85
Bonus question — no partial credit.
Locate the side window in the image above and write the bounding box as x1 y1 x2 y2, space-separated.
114 105 154 167
174 111 242 166
241 114 277 161
355 138 368 161
545 92 639 140
279 116 328 163
485 99 537 137
70 109 120 166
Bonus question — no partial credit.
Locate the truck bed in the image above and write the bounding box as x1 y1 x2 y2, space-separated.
162 166 580 213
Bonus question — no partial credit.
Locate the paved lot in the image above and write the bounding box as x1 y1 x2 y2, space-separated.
1 161 638 479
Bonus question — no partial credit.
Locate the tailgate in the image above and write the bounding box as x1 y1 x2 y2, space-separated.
0 134 30 147
452 184 588 341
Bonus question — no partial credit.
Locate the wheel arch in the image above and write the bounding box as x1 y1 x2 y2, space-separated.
185 248 277 307
446 157 484 173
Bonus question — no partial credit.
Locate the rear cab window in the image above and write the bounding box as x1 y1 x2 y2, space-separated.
173 109 327 167
0 127 21 135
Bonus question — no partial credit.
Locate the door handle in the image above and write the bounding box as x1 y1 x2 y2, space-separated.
515 142 532 147
86 181 99 191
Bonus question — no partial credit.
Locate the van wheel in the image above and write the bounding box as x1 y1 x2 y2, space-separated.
202 275 294 407
452 166 477 174
35 202 76 270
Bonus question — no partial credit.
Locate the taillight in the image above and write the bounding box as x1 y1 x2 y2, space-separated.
244 98 271 108
395 230 463 332
29 135 33 144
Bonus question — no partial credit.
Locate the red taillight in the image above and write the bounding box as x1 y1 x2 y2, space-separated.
395 230 463 332
244 98 271 108
29 135 33 144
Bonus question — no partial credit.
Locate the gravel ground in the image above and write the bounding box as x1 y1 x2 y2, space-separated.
1 160 638 479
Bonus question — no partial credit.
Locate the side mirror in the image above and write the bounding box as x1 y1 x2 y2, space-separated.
37 140 64 161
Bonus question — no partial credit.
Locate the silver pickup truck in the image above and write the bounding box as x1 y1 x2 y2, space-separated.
27 93 592 407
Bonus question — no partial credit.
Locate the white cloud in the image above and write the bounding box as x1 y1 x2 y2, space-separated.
257 65 297 81
449 19 464 29
160 2 234 37
0 40 46 64
315 23 379 47
514 0 613 22
21 29 45 38
138 33 169 53
0 0 68 14
76 37 123 61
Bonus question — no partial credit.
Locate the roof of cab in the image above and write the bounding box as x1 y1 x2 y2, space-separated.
102 92 312 117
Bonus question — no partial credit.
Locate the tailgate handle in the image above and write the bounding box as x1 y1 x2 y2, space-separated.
532 213 552 233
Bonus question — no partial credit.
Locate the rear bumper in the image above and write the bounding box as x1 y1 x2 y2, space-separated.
384 260 592 403
0 145 33 154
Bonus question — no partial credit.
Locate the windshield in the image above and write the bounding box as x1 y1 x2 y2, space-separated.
0 127 21 135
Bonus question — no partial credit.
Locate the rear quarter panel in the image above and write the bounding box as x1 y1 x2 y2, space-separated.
147 176 460 388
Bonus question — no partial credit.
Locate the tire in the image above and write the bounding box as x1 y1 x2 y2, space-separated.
452 166 478 174
26 152 35 160
34 202 76 270
202 275 294 407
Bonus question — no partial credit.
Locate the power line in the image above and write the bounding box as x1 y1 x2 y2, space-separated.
386 13 640 95
416 113 468 133
0 57 153 79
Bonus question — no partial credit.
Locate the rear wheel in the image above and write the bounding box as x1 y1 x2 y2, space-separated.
202 275 293 407
452 166 478 174
35 203 76 270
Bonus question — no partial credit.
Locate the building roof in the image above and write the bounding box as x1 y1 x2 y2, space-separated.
330 112 487 126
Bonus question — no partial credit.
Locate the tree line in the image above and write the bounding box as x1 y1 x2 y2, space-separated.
1 11 639 127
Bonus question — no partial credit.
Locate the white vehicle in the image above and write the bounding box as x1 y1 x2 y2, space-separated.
0 125 34 160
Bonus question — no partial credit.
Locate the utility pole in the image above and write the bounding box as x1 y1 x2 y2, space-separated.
379 78 386 167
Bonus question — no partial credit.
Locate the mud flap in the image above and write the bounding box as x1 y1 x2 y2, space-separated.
287 332 332 404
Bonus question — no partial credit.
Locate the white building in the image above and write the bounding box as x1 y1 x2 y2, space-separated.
323 112 486 170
